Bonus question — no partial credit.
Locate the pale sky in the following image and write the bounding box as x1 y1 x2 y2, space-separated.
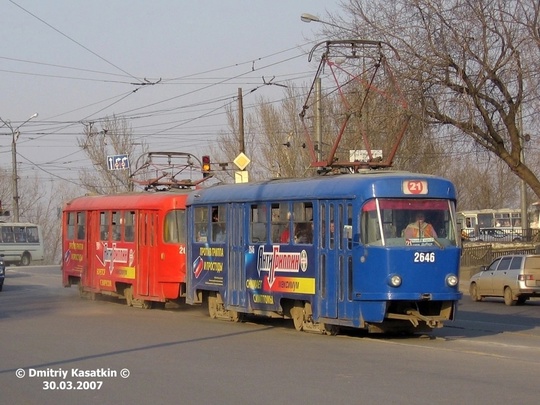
0 0 344 186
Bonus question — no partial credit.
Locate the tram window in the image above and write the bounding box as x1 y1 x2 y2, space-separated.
320 204 326 248
338 205 344 249
361 198 458 247
77 212 86 239
100 211 109 240
164 209 185 244
252 204 267 243
361 208 381 245
67 212 75 240
112 211 121 241
293 202 313 244
150 214 156 246
294 222 312 244
330 205 335 249
211 206 226 243
271 203 289 243
382 210 397 238
125 211 135 242
195 207 208 242
347 204 353 249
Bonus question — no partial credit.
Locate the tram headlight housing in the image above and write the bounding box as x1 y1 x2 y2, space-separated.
387 274 402 287
446 274 459 287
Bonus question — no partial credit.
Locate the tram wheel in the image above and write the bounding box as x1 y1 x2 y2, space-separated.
140 300 152 309
124 286 133 306
208 293 218 319
504 287 517 306
322 324 340 336
78 284 87 299
290 301 304 332
229 310 244 323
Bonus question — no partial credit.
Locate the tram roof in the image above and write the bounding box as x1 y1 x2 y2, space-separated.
187 171 456 206
64 190 191 211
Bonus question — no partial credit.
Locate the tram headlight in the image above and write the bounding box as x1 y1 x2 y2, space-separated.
446 274 459 287
387 274 402 287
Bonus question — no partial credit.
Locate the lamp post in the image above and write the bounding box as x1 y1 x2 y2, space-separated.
0 113 38 222
301 13 337 29
301 13 357 34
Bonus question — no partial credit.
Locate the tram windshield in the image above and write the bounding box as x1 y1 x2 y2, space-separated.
361 198 458 247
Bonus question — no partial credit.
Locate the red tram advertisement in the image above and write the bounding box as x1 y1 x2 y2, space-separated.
62 192 189 308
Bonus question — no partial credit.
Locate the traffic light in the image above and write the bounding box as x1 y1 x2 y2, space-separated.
201 155 211 177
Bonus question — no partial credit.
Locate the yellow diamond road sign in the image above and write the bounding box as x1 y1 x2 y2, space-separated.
233 153 250 170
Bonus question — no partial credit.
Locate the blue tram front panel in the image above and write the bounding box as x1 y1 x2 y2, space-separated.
355 247 461 301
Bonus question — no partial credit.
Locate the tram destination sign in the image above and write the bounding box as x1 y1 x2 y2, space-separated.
107 154 130 171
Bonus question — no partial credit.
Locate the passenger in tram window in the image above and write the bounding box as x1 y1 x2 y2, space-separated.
196 226 207 242
280 212 291 243
280 227 290 243
294 222 312 244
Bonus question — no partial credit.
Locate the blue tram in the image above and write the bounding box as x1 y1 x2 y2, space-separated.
186 171 462 334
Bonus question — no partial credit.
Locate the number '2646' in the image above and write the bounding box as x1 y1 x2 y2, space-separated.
414 252 435 263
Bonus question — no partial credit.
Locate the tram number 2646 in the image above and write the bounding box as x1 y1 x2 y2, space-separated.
414 252 436 263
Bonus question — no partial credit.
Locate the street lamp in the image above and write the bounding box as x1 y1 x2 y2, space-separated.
301 13 355 33
0 113 38 222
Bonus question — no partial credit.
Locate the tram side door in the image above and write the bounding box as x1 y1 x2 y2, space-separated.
227 203 246 308
84 211 99 289
137 211 154 296
318 202 352 321
318 202 338 319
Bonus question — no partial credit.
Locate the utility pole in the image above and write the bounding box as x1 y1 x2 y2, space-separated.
238 88 245 153
518 105 528 234
0 113 39 222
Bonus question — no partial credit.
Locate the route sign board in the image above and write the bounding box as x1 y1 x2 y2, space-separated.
107 154 130 170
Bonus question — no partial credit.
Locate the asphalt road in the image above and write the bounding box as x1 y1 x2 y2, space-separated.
1 265 540 405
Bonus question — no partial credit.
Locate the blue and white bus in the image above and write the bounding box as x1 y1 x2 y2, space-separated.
186 171 462 334
0 222 44 266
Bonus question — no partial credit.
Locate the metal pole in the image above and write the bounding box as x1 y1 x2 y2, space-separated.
0 113 38 223
238 88 245 154
518 105 528 236
12 132 20 222
315 78 322 162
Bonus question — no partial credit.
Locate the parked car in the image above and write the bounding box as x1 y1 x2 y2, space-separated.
469 227 522 242
0 254 5 292
469 254 540 305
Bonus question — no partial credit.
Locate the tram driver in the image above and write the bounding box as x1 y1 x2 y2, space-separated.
404 212 437 239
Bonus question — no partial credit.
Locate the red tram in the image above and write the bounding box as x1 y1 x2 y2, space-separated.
62 192 189 308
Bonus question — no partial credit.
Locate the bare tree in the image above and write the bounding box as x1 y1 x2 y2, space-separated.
339 0 540 198
78 116 146 194
212 87 314 181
